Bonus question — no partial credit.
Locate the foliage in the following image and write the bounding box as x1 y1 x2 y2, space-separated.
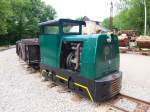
76 17 84 21
102 0 150 35
0 0 12 35
102 18 110 29
0 0 56 45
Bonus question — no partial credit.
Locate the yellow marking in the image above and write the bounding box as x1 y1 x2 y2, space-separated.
56 75 68 81
41 71 93 101
74 83 94 102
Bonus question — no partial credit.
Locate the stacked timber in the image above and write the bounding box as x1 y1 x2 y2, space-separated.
118 34 129 47
136 36 150 48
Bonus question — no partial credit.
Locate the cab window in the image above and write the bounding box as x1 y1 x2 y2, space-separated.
43 26 59 34
62 22 80 34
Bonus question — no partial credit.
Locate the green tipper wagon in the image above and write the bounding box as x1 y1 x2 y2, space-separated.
39 19 122 102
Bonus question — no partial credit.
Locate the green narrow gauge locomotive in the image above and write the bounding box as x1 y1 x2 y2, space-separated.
39 19 122 102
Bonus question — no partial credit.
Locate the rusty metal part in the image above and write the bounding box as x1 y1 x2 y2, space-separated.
108 93 150 112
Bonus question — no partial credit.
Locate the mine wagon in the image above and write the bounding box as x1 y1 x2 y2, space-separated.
16 38 40 69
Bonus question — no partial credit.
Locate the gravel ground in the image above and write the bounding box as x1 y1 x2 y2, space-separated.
0 48 150 112
120 53 150 102
0 48 110 112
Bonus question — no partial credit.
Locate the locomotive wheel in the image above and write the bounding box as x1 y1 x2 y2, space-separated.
66 51 76 71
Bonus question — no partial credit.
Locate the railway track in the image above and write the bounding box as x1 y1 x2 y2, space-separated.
120 47 150 56
107 93 150 112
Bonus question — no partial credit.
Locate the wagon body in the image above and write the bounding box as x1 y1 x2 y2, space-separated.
136 40 150 48
17 38 40 69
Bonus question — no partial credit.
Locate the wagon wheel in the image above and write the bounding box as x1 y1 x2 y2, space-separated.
41 70 50 81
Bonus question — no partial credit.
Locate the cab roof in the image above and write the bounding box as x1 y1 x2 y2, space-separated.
39 19 86 26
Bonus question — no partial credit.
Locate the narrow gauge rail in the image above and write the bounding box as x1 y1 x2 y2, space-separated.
107 93 150 112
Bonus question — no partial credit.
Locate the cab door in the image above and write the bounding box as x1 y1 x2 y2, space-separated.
39 25 61 68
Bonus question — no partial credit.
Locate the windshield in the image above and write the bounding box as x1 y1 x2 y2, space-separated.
62 22 80 34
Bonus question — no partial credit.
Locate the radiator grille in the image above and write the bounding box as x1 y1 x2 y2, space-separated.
111 77 121 97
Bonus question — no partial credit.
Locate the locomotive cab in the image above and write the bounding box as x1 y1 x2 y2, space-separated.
39 19 85 68
39 19 122 102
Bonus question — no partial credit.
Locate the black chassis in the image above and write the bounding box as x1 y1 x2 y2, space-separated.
40 64 122 102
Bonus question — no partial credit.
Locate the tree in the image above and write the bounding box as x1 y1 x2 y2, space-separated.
0 0 12 35
102 0 150 35
102 18 110 29
0 0 57 45
143 0 147 35
8 0 56 38
76 17 84 21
